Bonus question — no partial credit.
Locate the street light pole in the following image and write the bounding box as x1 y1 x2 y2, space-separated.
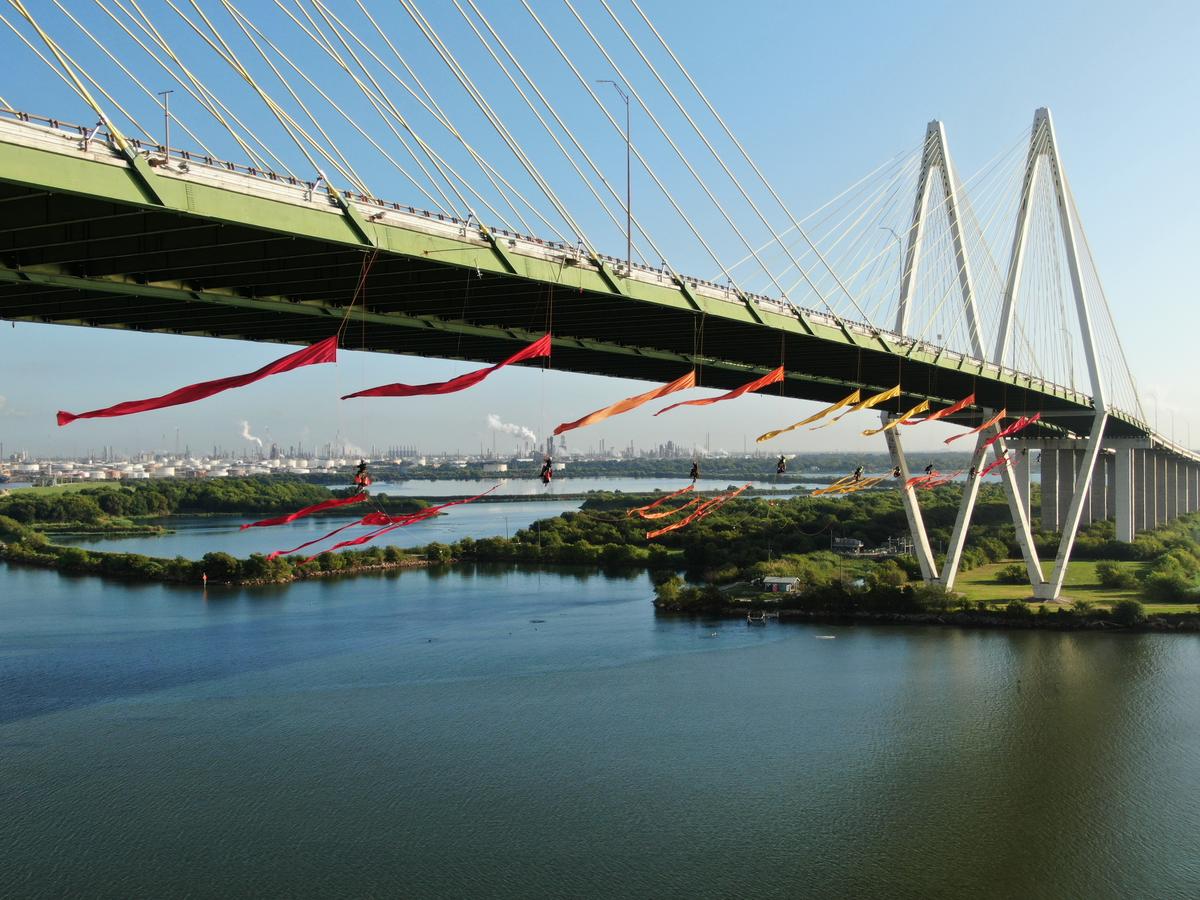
157 89 174 165
597 79 631 272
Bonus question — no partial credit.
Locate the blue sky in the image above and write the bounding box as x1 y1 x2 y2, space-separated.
1 0 1197 458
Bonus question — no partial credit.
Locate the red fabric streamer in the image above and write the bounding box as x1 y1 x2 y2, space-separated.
978 453 1015 478
902 393 976 426
297 486 501 562
906 473 937 489
342 335 550 399
983 412 1041 449
241 492 368 530
266 512 392 561
625 484 694 518
920 470 963 489
57 336 338 426
653 367 784 416
637 498 703 520
945 408 1006 445
646 484 749 540
554 370 696 436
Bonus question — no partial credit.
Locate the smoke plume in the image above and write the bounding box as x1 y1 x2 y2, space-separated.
487 414 537 444
240 420 264 448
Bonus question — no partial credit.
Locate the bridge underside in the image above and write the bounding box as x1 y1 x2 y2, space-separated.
0 122 1142 440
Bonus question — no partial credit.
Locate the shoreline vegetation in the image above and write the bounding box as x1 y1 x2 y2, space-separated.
3 476 1200 633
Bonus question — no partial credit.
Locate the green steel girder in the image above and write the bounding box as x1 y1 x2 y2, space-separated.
0 126 1149 440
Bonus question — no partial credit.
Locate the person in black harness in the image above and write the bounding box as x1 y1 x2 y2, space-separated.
924 463 935 476
892 465 902 478
539 455 553 485
353 459 371 491
851 464 864 483
776 455 787 475
689 461 700 482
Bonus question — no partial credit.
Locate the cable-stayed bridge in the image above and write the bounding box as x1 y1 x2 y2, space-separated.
0 0 1195 599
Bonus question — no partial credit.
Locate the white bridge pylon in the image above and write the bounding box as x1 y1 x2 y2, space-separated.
885 108 1109 601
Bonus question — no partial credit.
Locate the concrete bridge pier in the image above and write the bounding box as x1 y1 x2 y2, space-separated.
1114 448 1135 542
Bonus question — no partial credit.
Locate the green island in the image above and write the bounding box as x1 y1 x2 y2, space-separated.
2 477 1199 632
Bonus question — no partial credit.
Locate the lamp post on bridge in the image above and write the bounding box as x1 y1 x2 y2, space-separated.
596 79 631 273
157 90 174 166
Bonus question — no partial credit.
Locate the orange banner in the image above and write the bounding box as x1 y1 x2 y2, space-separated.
554 371 696 436
901 393 975 426
645 484 750 540
944 408 1005 445
625 484 694 518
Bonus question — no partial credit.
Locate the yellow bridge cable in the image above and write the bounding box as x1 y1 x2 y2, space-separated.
164 0 367 195
98 0 283 174
50 0 215 157
5 0 134 153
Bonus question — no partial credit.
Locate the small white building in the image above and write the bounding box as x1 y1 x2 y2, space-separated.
762 576 801 594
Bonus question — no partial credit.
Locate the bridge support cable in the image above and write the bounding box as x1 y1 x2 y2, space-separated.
397 0 595 251
453 0 659 271
626 0 907 330
0 8 156 145
216 4 456 217
295 0 566 240
519 0 763 317
92 0 289 176
48 0 218 159
591 0 875 327
275 1 512 229
162 0 371 198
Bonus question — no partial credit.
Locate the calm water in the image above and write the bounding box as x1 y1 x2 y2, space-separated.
367 476 802 496
1 564 1198 899
56 500 582 560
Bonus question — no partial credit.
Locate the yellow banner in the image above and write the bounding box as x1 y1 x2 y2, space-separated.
755 390 861 443
862 399 931 436
811 384 901 430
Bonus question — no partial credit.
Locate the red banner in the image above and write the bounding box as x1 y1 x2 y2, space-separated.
58 336 338 426
342 335 550 399
241 492 368 530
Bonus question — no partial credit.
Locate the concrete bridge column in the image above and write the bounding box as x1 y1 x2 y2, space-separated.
1176 460 1189 517
1058 450 1079 531
1135 449 1151 532
1013 449 1032 520
1114 447 1135 542
1040 449 1059 532
1166 458 1179 522
1103 453 1117 519
1080 455 1096 528
1191 465 1199 514
1155 454 1169 527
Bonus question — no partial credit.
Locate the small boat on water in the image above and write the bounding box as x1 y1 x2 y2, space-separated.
747 612 767 625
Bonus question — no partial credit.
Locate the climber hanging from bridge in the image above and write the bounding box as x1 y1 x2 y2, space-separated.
689 460 700 482
776 455 787 475
540 455 554 485
353 459 372 490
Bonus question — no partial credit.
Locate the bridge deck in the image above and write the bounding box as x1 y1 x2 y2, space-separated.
0 113 1152 441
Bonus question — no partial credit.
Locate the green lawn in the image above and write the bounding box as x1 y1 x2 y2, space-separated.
955 559 1198 613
